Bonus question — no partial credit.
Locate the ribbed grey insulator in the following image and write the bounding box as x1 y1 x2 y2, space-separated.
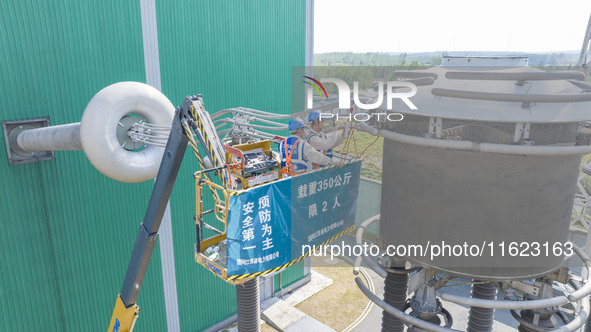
236 278 260 332
467 282 497 332
381 271 409 332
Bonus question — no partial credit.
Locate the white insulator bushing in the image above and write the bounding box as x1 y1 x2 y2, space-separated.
80 82 174 183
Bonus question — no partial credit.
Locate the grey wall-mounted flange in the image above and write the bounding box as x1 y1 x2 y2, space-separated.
2 117 54 165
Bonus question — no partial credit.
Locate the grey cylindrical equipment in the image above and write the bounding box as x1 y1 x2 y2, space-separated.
236 278 261 332
467 282 497 332
380 139 581 280
15 123 82 152
377 65 591 281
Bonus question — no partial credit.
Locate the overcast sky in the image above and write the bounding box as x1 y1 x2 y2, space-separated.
314 0 591 53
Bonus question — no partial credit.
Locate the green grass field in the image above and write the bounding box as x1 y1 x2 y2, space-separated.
333 126 384 181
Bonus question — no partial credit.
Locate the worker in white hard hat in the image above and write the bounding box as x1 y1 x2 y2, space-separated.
306 110 347 168
279 118 339 175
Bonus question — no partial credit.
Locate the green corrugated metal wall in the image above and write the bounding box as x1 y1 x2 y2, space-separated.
0 1 305 331
158 0 306 330
273 261 306 293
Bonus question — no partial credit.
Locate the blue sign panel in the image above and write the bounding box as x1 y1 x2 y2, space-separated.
289 161 361 258
227 160 361 275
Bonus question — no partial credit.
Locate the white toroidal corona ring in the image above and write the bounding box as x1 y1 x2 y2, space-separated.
80 82 174 183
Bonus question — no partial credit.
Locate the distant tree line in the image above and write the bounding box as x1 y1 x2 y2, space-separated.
311 51 582 93
314 51 580 67
312 65 430 92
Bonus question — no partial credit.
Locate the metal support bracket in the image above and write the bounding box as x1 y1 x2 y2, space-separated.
514 123 525 143
506 281 540 297
428 117 442 139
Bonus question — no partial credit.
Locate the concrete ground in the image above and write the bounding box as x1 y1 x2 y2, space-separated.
220 270 338 332
262 271 336 332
